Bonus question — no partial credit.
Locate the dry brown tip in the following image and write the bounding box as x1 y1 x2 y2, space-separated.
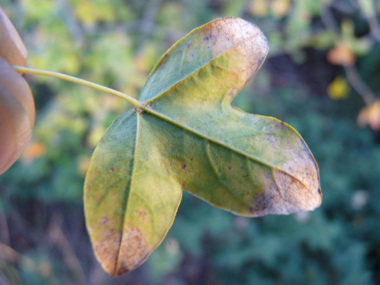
93 226 151 276
114 226 150 276
273 149 321 213
93 229 121 275
251 149 321 217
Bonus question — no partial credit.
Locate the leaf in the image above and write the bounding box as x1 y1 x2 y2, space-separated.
357 100 380 131
0 7 28 68
84 17 321 276
248 0 268 17
0 57 35 175
271 0 291 19
327 41 355 66
22 142 46 162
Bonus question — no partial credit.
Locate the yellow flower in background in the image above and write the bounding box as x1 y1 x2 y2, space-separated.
328 76 350 100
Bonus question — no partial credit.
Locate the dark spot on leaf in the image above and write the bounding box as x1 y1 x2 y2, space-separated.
100 217 108 225
243 175 248 178
110 167 114 172
100 137 104 143
187 43 192 48
139 211 147 219
181 164 186 169
241 166 244 169
228 166 231 170
164 54 168 58
191 158 193 161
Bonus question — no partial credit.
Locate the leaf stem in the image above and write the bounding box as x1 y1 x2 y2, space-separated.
13 65 143 108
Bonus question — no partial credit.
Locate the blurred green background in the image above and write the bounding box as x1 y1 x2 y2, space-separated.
1 0 380 284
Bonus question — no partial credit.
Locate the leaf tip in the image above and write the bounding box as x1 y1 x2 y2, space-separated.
272 149 322 214
94 226 151 276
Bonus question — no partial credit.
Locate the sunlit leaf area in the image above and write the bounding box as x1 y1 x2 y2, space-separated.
1 0 380 284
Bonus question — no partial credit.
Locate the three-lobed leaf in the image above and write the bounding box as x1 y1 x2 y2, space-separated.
84 17 321 276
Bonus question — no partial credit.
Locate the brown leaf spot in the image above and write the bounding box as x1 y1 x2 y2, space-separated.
109 167 114 173
100 217 108 225
138 211 147 220
115 227 150 276
181 164 186 169
178 116 185 121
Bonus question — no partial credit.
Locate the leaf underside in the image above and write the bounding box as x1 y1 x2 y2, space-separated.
84 17 321 276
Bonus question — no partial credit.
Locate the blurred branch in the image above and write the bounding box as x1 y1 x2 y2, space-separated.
0 241 36 268
361 0 380 43
136 0 163 51
47 214 86 284
0 272 13 285
320 3 340 36
58 0 84 47
0 213 10 245
344 65 376 105
321 3 377 106
367 12 380 43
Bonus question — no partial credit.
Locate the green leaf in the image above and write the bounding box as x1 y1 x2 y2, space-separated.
84 17 321 276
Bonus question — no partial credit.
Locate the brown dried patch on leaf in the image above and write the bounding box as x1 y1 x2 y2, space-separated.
273 149 321 213
0 8 27 67
93 229 121 276
114 226 151 276
202 18 268 94
250 149 321 217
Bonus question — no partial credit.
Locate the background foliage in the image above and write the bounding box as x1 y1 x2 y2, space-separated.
1 0 380 284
